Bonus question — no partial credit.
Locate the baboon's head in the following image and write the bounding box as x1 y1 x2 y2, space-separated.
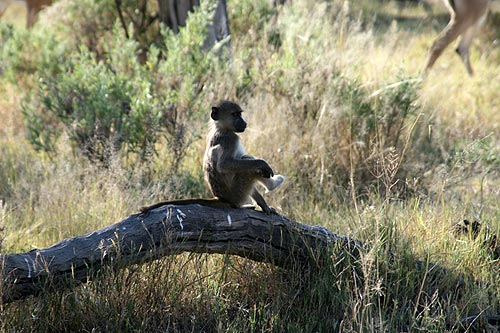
211 101 247 133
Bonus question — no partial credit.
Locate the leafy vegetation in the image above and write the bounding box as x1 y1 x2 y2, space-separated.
20 0 221 165
1 0 500 331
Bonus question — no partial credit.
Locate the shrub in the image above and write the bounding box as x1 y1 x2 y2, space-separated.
47 0 160 60
22 1 223 168
0 22 67 86
23 27 160 164
310 75 427 201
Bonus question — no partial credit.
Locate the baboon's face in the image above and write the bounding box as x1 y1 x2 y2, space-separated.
211 101 247 133
230 109 247 133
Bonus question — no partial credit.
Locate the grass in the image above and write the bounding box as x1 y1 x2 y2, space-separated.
1 0 500 331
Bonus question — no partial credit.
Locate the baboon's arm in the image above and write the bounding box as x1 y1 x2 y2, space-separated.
208 132 271 175
218 157 273 177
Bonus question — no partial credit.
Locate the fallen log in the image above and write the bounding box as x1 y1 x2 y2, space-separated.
1 204 363 304
3 204 499 331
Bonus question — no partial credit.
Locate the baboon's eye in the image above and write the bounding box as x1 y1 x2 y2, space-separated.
232 112 242 117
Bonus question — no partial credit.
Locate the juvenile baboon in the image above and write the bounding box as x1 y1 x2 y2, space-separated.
424 0 489 76
140 101 284 214
204 100 285 213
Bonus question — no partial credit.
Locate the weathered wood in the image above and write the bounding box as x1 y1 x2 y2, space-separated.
1 204 362 304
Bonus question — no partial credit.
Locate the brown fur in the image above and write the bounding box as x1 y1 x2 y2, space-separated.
424 0 490 76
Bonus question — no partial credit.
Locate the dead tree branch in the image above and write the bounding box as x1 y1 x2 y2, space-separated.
1 204 362 304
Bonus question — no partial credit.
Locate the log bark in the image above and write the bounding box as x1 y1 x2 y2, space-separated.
1 204 362 304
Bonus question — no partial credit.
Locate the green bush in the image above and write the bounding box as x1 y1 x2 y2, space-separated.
22 1 222 167
347 77 426 197
51 0 160 59
321 76 427 200
0 23 67 85
23 28 159 163
0 0 157 85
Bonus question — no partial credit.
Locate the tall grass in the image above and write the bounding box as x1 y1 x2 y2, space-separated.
1 0 500 331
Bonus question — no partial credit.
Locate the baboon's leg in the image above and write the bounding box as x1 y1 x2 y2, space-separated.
251 189 274 214
258 174 285 193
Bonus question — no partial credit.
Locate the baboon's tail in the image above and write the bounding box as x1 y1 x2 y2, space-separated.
140 197 234 213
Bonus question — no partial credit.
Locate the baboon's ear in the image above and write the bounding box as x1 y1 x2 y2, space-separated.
211 107 219 120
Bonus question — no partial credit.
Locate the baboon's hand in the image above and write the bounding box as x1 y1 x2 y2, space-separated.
257 160 274 178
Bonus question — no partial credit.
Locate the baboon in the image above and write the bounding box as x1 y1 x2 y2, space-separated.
140 101 284 214
424 0 489 76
